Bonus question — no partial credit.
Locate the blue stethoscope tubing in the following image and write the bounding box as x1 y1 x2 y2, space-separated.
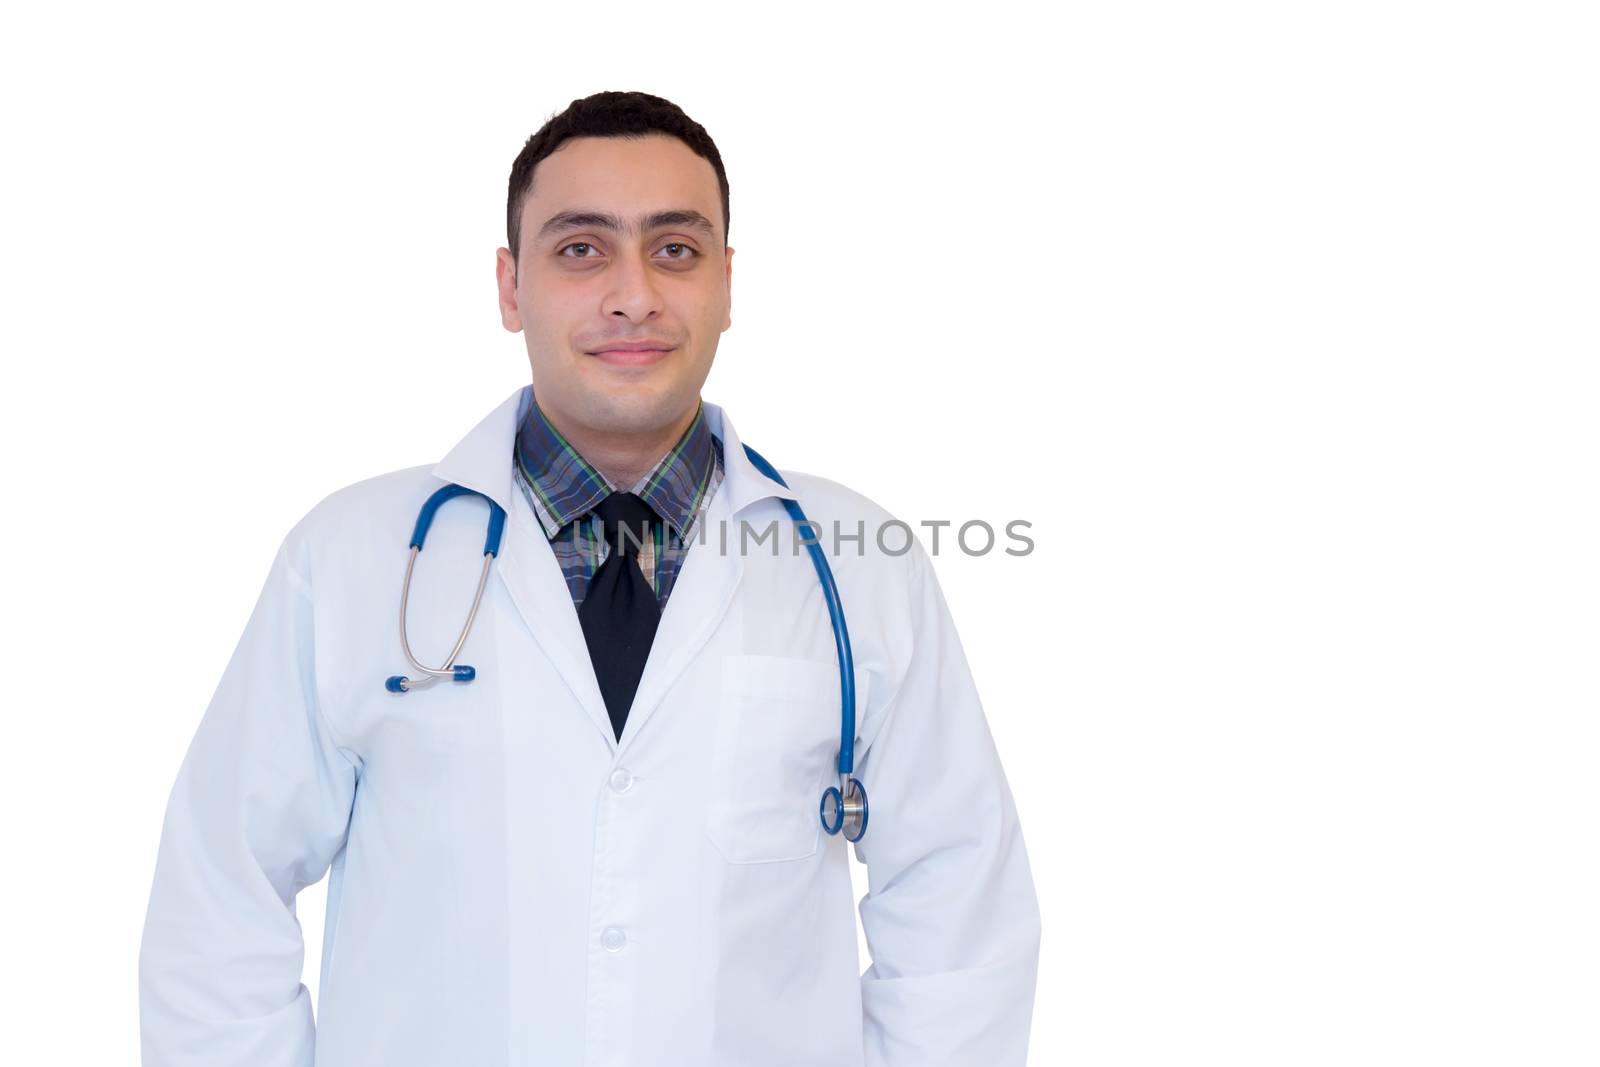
385 484 507 694
739 445 867 842
383 444 868 842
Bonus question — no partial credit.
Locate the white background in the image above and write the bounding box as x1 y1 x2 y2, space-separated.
3 1 1596 1063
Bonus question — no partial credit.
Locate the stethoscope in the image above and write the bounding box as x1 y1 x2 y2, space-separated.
383 444 869 843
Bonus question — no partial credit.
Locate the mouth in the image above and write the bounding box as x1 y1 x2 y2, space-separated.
586 343 676 368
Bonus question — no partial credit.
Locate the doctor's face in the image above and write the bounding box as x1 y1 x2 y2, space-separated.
495 134 732 440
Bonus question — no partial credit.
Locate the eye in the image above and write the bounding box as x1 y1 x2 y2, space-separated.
658 242 699 260
558 242 598 258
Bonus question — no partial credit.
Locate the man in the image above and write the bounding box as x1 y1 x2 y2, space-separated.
139 90 1041 1065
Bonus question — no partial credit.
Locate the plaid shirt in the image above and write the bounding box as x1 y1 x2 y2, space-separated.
512 394 724 613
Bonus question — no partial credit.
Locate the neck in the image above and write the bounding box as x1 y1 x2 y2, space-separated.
542 401 699 490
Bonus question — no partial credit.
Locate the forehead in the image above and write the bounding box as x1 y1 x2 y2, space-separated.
523 134 722 239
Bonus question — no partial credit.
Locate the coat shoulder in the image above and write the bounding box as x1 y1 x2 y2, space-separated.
776 469 898 527
277 464 448 579
767 468 929 582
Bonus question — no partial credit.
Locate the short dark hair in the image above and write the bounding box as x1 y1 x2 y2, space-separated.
506 91 730 266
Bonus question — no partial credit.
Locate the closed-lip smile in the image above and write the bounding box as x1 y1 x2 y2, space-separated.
587 339 676 366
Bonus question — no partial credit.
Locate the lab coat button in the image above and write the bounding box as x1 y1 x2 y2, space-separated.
600 926 627 952
608 769 633 794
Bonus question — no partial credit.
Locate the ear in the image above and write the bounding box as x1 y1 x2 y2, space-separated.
495 247 523 332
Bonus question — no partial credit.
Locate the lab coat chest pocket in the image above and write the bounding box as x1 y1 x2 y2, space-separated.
706 654 841 864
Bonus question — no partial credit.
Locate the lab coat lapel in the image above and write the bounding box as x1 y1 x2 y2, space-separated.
496 490 615 747
612 480 741 757
614 403 798 758
432 386 615 748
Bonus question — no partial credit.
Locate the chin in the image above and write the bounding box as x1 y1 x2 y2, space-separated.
582 385 692 435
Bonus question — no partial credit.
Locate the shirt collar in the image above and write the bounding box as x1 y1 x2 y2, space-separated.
513 391 720 543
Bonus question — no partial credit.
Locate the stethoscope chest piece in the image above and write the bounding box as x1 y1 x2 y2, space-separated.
820 774 868 842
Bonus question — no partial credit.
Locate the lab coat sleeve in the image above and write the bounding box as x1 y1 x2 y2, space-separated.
138 541 360 1067
852 540 1042 1066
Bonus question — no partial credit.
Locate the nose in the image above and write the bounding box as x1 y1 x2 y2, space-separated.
602 247 664 322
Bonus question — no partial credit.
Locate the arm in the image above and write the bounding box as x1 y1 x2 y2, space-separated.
138 542 360 1066
853 540 1042 1066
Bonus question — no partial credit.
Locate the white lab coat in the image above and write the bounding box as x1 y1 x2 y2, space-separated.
138 386 1041 1066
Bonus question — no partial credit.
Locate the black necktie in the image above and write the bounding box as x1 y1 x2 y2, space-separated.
579 492 663 742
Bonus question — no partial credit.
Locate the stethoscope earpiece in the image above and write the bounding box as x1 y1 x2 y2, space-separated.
385 664 476 693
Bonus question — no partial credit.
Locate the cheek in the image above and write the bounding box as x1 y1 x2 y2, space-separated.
678 286 728 333
523 276 567 318
522 288 586 348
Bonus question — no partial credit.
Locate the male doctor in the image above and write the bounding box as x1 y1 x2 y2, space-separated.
139 90 1042 1066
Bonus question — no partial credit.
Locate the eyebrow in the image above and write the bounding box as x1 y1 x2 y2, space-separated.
536 208 719 244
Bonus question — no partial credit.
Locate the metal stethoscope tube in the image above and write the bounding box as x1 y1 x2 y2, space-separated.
384 484 507 694
390 546 495 692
